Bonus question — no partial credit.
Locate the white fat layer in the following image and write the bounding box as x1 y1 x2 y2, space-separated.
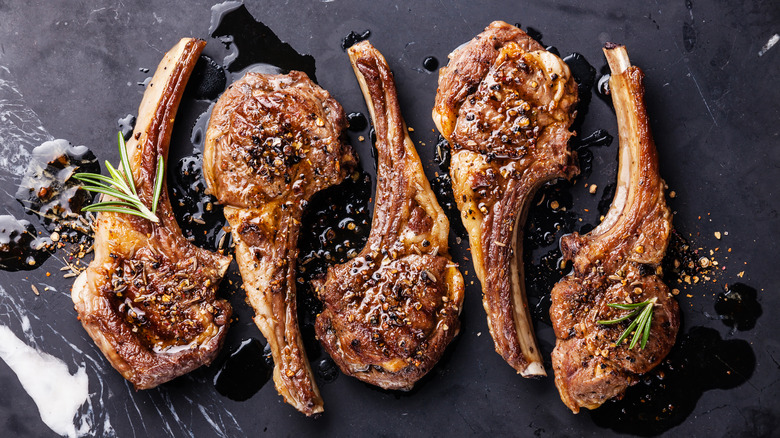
0 324 89 438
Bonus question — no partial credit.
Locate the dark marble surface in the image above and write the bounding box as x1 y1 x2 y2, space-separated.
0 0 778 436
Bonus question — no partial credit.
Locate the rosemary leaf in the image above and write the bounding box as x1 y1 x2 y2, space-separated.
118 132 136 195
73 132 163 223
599 298 656 350
151 154 164 215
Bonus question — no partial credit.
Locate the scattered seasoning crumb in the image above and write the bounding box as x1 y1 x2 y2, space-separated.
738 271 745 278
408 127 414 132
31 285 39 295
358 135 365 142
714 231 722 239
476 332 482 337
686 294 693 298
589 184 597 194
669 190 676 198
672 288 680 295
550 200 559 209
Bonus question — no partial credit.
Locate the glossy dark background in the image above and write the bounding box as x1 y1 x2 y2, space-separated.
0 0 778 436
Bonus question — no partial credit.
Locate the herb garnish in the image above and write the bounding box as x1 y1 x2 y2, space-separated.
597 297 657 350
73 132 163 223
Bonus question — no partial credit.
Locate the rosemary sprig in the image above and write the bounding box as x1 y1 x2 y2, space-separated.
73 132 164 223
597 297 657 350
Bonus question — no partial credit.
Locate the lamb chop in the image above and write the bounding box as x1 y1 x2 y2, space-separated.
549 44 680 413
71 38 233 389
432 21 578 376
203 71 355 415
315 40 464 390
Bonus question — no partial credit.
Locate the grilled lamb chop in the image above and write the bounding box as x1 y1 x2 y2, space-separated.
432 21 578 376
203 71 355 415
549 44 679 413
72 38 233 389
315 41 464 390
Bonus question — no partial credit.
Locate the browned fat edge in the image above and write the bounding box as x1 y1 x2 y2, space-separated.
350 41 411 248
130 38 206 235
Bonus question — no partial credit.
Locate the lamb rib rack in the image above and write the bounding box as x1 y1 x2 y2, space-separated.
203 71 355 415
433 21 579 376
72 38 233 389
314 40 464 390
549 44 680 413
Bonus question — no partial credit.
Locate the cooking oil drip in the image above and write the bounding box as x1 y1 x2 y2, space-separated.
297 171 372 282
341 30 371 51
0 215 49 271
168 154 227 253
5 139 100 271
715 283 762 332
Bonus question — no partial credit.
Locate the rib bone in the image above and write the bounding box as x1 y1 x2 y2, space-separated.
549 44 680 413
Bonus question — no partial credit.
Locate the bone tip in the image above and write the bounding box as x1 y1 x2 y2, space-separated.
520 361 547 378
603 43 631 75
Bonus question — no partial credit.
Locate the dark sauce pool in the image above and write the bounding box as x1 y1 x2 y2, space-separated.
213 338 274 401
